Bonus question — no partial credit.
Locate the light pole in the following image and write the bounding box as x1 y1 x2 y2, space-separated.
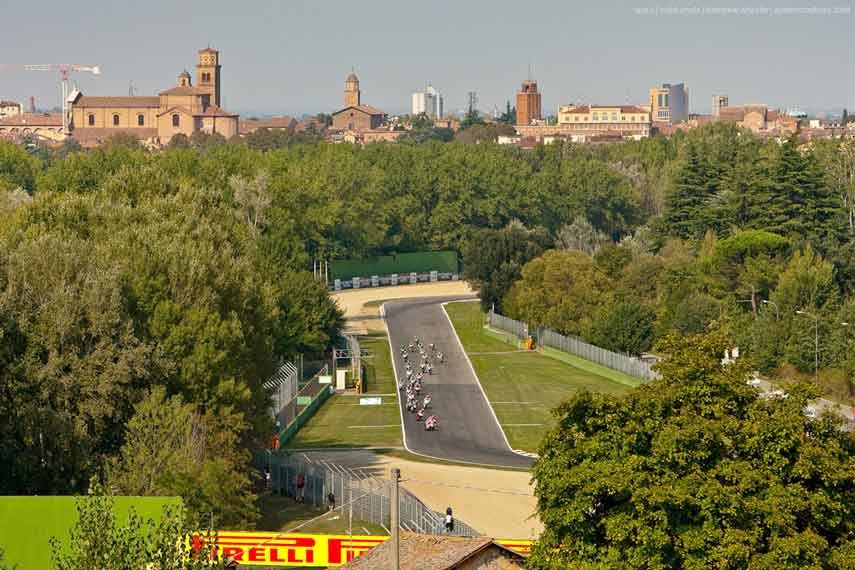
763 299 779 319
796 310 819 382
762 299 780 320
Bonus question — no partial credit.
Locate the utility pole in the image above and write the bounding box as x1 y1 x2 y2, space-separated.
796 310 820 382
390 468 400 570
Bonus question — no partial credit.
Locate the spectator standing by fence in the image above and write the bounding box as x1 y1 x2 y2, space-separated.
295 472 305 503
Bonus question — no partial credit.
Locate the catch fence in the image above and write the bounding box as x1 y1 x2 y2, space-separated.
268 363 332 437
488 311 659 381
267 454 480 537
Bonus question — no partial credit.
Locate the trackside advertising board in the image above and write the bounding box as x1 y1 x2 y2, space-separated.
196 532 533 566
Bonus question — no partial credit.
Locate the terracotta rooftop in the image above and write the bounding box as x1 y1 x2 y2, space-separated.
194 105 238 118
340 533 525 570
0 113 62 127
157 105 194 118
159 85 211 97
333 104 386 117
74 96 160 108
239 116 296 133
0 100 21 107
199 47 219 54
563 105 648 114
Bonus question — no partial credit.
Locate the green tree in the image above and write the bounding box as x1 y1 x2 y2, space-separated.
107 388 259 528
0 549 11 570
0 140 41 192
556 216 609 255
168 133 192 149
529 329 855 569
660 143 713 240
588 301 655 355
504 249 612 337
759 135 843 247
461 224 552 312
453 123 515 144
51 493 229 570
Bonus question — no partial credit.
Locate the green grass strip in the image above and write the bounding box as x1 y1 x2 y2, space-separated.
537 345 644 389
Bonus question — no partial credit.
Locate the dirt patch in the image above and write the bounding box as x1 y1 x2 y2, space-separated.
332 282 476 334
293 449 542 540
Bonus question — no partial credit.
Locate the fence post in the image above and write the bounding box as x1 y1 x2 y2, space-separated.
390 469 400 570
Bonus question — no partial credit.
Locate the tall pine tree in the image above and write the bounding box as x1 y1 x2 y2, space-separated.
759 135 843 248
661 143 714 240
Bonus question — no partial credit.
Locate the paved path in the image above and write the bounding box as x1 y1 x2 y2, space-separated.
331 281 475 334
384 296 533 469
295 449 542 539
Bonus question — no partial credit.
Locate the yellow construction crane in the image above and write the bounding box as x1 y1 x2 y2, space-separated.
1 63 101 134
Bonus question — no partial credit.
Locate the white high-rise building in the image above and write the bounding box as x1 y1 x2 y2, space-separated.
411 85 444 118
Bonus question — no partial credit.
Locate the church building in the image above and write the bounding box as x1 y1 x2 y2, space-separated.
331 72 386 131
68 47 239 146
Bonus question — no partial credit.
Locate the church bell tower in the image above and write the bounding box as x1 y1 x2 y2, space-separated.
196 47 222 107
344 72 360 107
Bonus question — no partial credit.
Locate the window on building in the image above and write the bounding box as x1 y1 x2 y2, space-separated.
112 114 119 126
664 94 670 107
657 94 663 107
611 113 617 121
138 114 145 126
592 113 598 121
172 114 180 127
88 114 95 126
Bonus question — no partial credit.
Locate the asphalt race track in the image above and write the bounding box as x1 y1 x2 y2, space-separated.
383 295 533 469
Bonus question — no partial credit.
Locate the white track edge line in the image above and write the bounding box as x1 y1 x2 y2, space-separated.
381 302 411 457
382 300 532 470
440 301 533 461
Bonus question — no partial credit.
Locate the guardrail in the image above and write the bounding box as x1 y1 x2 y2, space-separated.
330 271 461 291
488 311 659 381
267 455 481 537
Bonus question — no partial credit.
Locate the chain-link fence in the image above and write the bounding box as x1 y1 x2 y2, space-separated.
266 362 299 430
267 454 480 537
488 311 659 381
269 363 332 433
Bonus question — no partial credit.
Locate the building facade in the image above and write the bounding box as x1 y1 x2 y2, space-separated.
0 113 64 142
717 104 798 134
0 101 23 119
412 85 443 118
67 47 238 146
514 105 650 142
332 72 387 132
515 80 541 126
711 94 729 118
649 83 689 124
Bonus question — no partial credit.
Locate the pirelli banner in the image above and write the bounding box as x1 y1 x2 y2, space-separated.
195 532 533 567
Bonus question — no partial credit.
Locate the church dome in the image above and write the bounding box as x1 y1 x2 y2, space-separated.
346 72 359 83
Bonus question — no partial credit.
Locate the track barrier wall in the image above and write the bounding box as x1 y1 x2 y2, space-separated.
330 251 459 282
488 311 660 381
264 455 480 539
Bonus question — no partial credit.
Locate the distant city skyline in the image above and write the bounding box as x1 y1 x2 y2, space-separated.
2 0 854 118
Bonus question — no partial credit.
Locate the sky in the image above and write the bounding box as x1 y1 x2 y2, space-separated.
1 0 854 118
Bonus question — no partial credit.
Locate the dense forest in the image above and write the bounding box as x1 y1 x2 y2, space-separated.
3 122 855 526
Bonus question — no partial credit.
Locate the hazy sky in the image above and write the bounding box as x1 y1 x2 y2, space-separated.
2 0 854 117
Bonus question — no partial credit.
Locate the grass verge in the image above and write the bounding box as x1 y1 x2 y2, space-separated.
445 301 633 452
285 334 402 450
